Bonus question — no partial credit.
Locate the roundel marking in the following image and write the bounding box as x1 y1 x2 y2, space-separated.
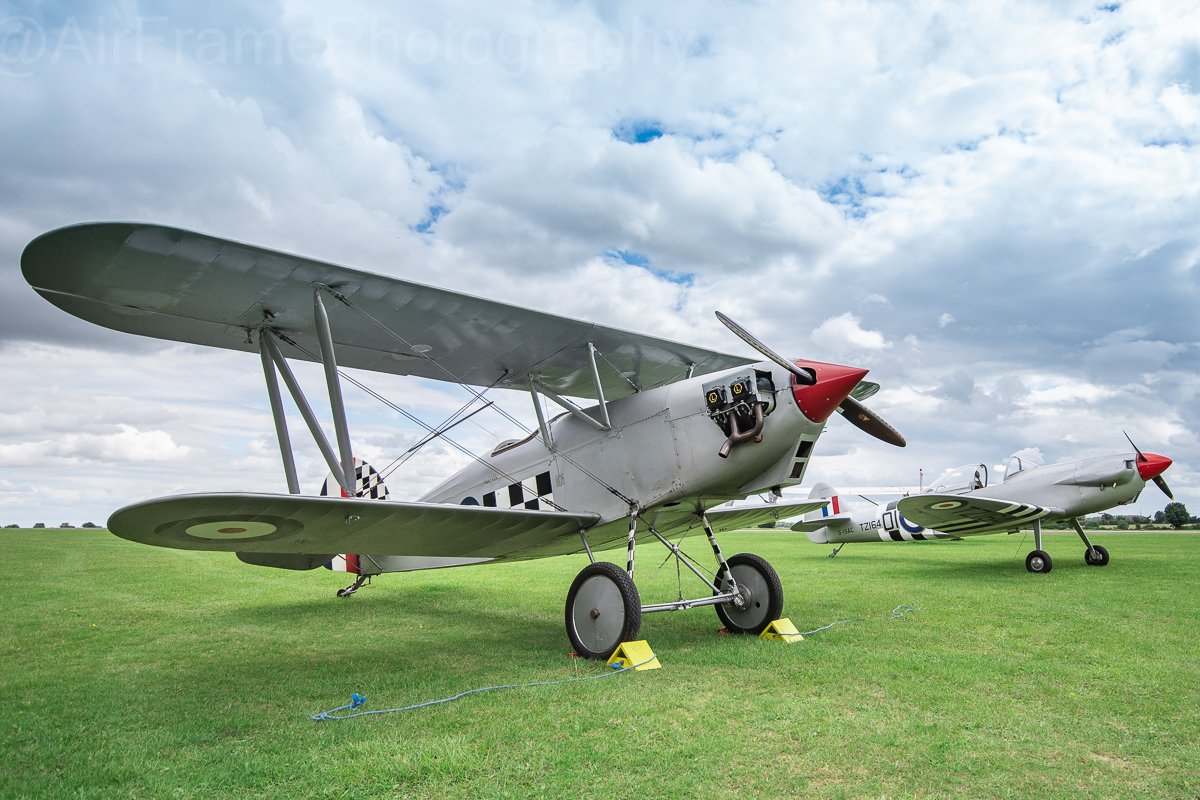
899 514 925 534
930 500 963 510
157 514 302 545
185 520 279 539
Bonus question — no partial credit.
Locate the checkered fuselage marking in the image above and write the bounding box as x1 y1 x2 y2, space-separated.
481 471 555 511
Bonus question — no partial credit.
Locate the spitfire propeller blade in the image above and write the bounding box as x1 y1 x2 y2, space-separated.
837 395 907 448
1153 475 1174 500
1122 430 1145 461
1123 430 1173 499
715 311 815 385
714 311 905 447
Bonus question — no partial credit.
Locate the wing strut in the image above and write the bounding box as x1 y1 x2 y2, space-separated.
528 378 553 450
587 343 612 429
261 329 350 493
530 378 609 432
259 331 300 494
314 290 354 490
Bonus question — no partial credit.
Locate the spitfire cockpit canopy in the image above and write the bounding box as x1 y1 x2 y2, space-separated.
924 464 988 495
1003 455 1038 482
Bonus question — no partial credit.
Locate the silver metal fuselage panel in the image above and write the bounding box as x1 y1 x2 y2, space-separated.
421 361 825 557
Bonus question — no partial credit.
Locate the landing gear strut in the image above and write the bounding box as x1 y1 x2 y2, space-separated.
1071 517 1110 567
336 573 369 597
1026 518 1052 574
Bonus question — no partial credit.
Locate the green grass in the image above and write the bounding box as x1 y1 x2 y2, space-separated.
2 529 1198 799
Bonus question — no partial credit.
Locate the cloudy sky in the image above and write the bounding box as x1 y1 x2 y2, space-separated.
1 0 1197 526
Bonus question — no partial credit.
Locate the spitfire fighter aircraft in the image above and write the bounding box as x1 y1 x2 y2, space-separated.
22 222 905 659
794 439 1174 573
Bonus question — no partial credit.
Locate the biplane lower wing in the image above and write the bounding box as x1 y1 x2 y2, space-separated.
897 494 1059 535
107 493 599 560
638 499 830 538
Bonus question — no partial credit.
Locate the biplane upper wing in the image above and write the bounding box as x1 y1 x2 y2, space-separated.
108 492 600 559
897 494 1060 536
22 222 752 398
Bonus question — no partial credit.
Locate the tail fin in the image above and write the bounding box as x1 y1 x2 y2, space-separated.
804 482 843 522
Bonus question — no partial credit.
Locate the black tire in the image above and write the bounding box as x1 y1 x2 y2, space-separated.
1026 549 1053 574
715 553 783 635
1085 545 1110 566
565 562 641 660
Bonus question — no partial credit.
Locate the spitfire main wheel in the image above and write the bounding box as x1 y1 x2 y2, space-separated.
565 562 641 660
715 553 783 635
1085 545 1110 566
1026 549 1053 574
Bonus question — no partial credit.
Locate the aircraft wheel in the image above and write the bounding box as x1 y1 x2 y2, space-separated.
715 553 783 635
565 562 641 660
1025 549 1053 574
1085 545 1110 566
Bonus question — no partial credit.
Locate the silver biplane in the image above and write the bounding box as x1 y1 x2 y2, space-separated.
795 439 1173 573
22 222 905 658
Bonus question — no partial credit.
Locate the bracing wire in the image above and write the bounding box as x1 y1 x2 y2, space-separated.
306 292 637 507
273 332 566 510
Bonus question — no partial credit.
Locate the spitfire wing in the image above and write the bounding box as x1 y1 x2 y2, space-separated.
22 222 752 398
108 492 599 560
897 494 1058 536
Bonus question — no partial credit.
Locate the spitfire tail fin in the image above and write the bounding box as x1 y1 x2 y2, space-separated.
804 482 843 522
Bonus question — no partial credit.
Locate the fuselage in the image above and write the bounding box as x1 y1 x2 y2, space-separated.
803 452 1158 546
420 360 856 550
969 454 1147 520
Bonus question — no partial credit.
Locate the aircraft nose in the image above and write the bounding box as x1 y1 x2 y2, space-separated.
790 360 870 423
1137 453 1172 481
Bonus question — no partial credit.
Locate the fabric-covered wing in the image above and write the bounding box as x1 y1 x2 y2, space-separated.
23 222 752 399
108 493 599 559
897 494 1058 536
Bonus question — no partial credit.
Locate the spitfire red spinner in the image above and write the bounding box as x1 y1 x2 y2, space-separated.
23 222 905 658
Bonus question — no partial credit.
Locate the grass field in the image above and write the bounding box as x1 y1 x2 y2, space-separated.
2 528 1198 799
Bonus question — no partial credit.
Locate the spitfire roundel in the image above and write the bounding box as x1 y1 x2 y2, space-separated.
930 500 964 510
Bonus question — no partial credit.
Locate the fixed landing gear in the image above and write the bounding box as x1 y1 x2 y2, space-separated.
1023 518 1114 572
336 573 369 597
1071 517 1111 568
715 553 784 635
828 543 846 558
565 513 786 657
1025 549 1053 574
1026 518 1053 574
565 562 642 660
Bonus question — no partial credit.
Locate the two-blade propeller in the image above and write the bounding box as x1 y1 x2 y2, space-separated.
1123 430 1174 499
716 312 906 448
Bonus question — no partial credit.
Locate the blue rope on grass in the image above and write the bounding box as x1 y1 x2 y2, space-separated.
311 656 656 722
773 605 922 638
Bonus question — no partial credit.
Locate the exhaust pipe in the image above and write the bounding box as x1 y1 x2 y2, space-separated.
718 403 764 458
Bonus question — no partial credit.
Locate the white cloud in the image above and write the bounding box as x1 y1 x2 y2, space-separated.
0 0 1197 522
0 425 193 467
810 313 892 353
